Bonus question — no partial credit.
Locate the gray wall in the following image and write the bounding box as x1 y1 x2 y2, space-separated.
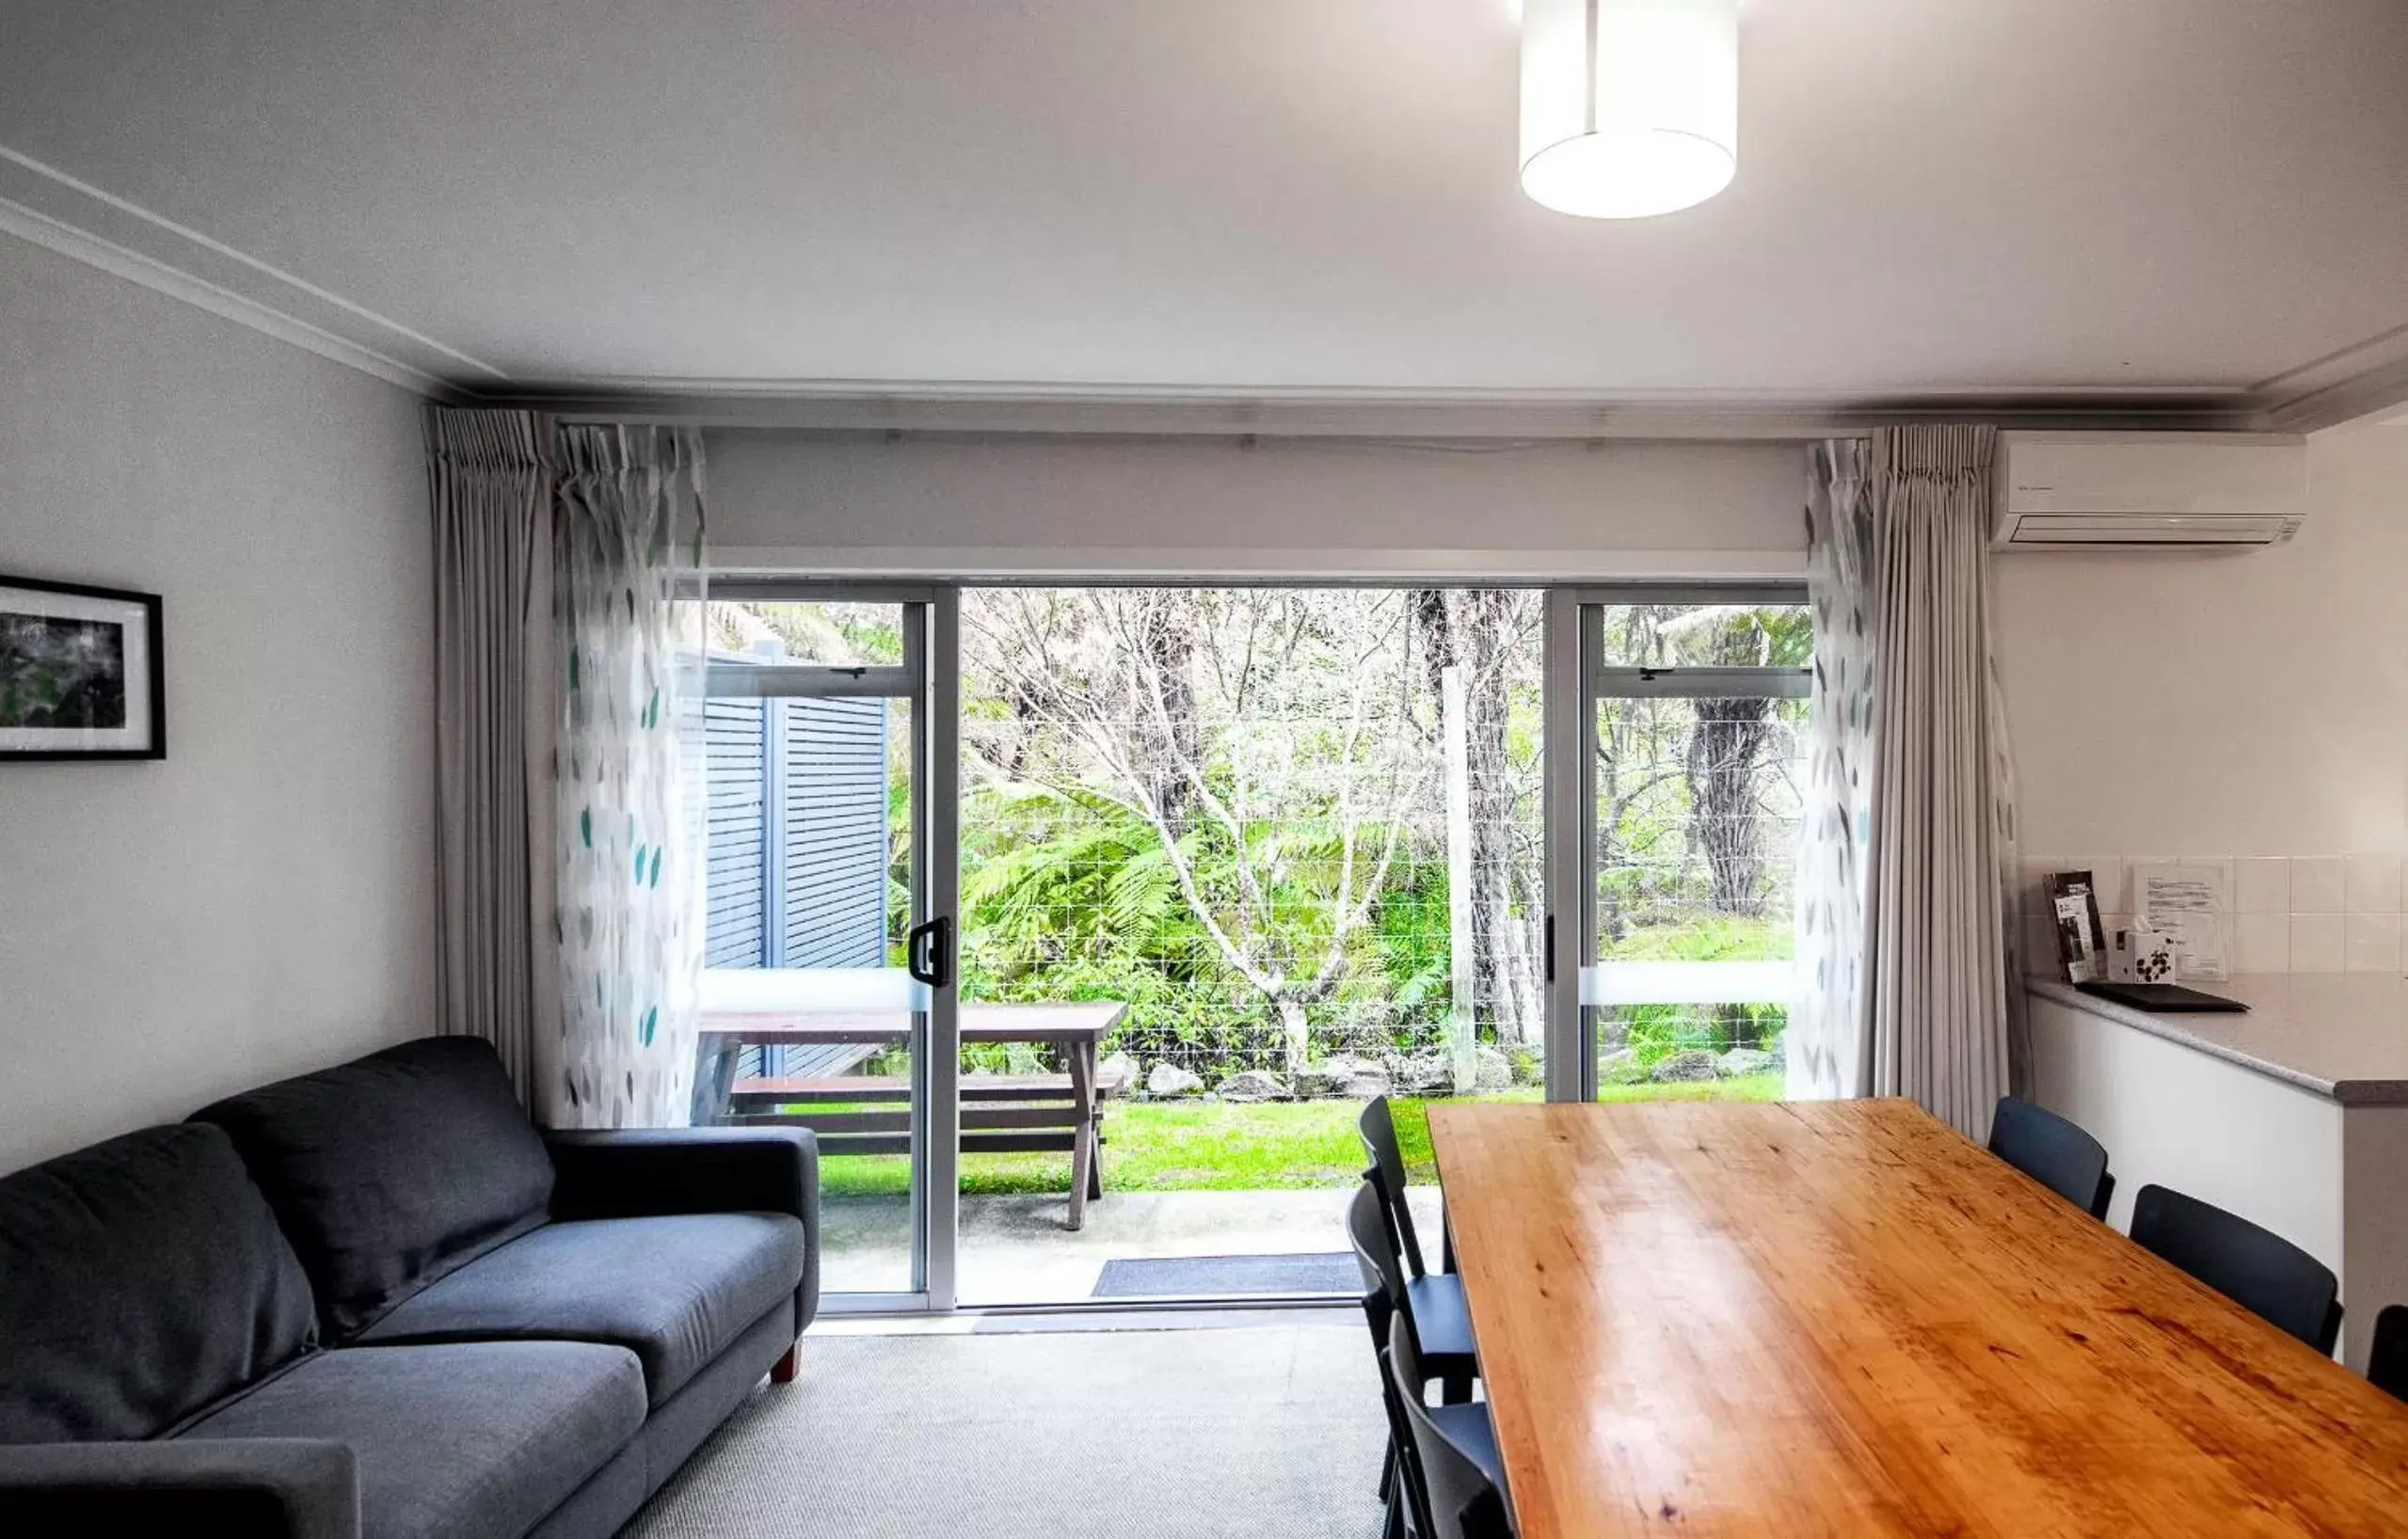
0 230 435 1173
705 429 1808 579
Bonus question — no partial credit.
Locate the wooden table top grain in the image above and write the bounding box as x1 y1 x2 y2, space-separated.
1425 1098 2408 1538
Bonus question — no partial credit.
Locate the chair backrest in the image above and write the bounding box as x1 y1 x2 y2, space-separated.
1987 1096 2114 1219
1358 1095 1429 1277
1347 1177 1409 1329
2368 1305 2408 1403
2129 1184 2342 1353
1388 1313 1514 1539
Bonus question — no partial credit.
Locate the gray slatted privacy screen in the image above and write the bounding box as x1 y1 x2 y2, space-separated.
705 690 891 1075
780 698 891 967
705 697 773 970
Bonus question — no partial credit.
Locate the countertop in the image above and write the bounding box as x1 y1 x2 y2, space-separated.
2026 973 2408 1105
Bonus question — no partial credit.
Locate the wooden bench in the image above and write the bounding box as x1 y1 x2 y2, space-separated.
700 1001 1129 1229
725 1068 1130 1227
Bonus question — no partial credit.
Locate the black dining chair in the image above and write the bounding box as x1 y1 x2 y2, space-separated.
1360 1095 1447 1277
2129 1184 2342 1354
1987 1096 2114 1219
1347 1179 1478 1399
1387 1312 1514 1539
2367 1306 2408 1402
1348 1177 1481 1533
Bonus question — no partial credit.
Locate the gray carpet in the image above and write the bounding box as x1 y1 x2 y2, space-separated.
1091 1252 1363 1299
623 1324 1386 1538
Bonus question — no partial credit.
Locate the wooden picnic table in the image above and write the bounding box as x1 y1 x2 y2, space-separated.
1427 1098 2408 1537
698 1001 1128 1230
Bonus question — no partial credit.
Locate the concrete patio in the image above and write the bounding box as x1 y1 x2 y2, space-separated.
820 1185 1447 1306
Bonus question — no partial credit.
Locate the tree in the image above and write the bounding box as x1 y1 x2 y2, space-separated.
1413 590 1542 1048
963 589 1430 1074
1666 606 1810 915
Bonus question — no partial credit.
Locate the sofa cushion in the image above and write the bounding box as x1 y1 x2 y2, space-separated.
0 1124 316 1443
191 1037 555 1338
355 1214 806 1405
178 1341 645 1539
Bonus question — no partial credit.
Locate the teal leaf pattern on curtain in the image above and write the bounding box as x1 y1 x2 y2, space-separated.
550 424 709 1128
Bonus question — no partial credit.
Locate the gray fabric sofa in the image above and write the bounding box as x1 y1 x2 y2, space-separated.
0 1037 820 1538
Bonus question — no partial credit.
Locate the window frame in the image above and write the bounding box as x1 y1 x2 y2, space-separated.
1548 582 1811 1101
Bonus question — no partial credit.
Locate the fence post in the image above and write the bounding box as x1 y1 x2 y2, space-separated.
1443 663 1478 1093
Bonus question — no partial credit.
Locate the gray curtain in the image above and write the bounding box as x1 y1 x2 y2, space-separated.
1797 424 2022 1137
427 407 555 1103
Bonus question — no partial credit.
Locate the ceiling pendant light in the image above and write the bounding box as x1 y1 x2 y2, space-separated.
1520 0 1738 218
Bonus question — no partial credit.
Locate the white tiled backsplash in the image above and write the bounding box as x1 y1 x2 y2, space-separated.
2018 854 2407 976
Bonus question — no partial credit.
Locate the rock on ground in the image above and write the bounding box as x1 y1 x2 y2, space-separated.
1598 1048 1647 1085
1384 1049 1456 1096
1337 1063 1393 1098
1215 1069 1291 1103
1295 1055 1392 1100
1145 1062 1204 1099
1473 1045 1514 1093
1650 1049 1722 1084
1717 1047 1777 1078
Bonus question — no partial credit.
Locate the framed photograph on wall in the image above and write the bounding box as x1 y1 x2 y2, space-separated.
0 575 166 761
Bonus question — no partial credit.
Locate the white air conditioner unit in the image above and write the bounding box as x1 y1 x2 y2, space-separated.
1994 433 2306 551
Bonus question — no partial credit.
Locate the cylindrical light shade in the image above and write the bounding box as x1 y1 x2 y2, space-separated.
1520 0 1738 219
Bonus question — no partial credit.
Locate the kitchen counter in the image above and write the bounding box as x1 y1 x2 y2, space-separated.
2025 974 2408 1104
2025 971 2408 1369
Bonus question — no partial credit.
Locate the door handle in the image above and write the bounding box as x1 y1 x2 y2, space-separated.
907 916 953 990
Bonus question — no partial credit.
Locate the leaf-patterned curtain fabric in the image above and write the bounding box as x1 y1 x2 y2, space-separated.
1794 426 2022 1137
550 425 709 1127
1791 438 1876 1102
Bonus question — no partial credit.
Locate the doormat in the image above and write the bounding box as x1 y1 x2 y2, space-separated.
1091 1251 1363 1299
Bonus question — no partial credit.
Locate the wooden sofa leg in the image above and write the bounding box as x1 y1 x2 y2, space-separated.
772 1341 802 1384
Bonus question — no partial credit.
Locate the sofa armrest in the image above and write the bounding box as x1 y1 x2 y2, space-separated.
543 1127 821 1327
0 1438 360 1538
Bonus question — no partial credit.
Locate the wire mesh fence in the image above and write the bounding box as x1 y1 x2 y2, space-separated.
694 589 1814 1101
957 587 1547 1094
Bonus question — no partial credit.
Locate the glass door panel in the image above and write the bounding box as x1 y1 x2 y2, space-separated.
1572 595 1810 1099
695 595 954 1305
950 585 1546 1306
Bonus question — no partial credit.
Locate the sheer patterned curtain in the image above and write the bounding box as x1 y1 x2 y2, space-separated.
1790 439 1876 1102
427 408 553 1101
548 425 710 1127
1794 426 2021 1136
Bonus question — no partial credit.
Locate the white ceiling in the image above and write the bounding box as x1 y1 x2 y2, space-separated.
3 0 2406 419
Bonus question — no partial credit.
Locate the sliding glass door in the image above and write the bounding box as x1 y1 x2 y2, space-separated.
689 578 1808 1313
694 583 960 1309
1545 588 1810 1101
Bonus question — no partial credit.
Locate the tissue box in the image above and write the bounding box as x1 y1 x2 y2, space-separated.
2111 926 2179 984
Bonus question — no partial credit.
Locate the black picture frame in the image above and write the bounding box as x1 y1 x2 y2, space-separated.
0 574 167 761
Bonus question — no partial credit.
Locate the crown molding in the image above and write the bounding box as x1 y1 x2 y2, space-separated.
2254 352 2408 434
6 137 2404 434
0 143 496 400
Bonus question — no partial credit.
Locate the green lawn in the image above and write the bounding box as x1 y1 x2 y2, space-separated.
815 1075 1784 1198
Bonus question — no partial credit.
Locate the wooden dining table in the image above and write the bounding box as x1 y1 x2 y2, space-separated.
1425 1098 2408 1537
